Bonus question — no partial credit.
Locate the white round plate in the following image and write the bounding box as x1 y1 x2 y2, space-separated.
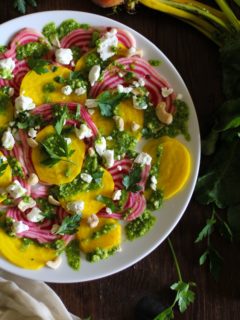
0 10 200 283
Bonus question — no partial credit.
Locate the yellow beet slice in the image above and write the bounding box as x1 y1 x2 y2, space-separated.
91 109 115 136
0 95 14 129
31 125 86 185
0 229 57 270
77 218 121 253
0 151 12 188
61 169 114 218
20 65 86 106
143 137 191 199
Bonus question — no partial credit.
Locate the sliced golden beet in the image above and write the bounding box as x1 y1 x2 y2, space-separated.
61 169 114 218
20 65 86 106
0 151 12 188
143 137 191 199
91 109 115 136
0 229 57 270
0 94 14 129
77 218 121 253
117 98 143 139
31 125 86 185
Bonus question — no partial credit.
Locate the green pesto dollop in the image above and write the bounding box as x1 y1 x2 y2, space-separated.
16 41 50 60
7 157 24 178
147 189 164 210
65 239 81 270
0 93 11 114
86 246 119 263
91 223 116 240
109 130 137 158
125 210 156 240
143 99 190 140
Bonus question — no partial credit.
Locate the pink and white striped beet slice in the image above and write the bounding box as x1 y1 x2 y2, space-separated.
90 56 175 112
108 158 133 190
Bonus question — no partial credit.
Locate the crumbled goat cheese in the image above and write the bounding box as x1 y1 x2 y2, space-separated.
134 152 152 166
7 180 27 199
12 220 29 234
88 65 101 86
81 173 93 184
97 28 118 61
95 137 107 156
102 149 114 168
75 124 93 140
15 95 35 113
106 207 112 215
161 87 174 98
75 87 86 96
113 190 122 201
64 137 72 145
2 130 15 150
131 122 140 132
61 85 73 96
85 99 98 109
26 207 45 223
0 58 15 79
132 95 148 110
67 201 84 214
55 48 73 65
28 128 37 139
117 84 132 94
18 197 36 212
87 214 99 228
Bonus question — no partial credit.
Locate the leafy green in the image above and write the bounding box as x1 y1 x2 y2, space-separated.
15 112 43 129
0 94 11 113
36 198 56 219
195 215 216 243
199 247 223 281
123 165 142 192
97 91 127 117
0 45 7 54
0 159 8 177
53 105 69 135
14 0 37 14
7 157 24 178
96 195 117 212
28 58 49 74
56 214 81 235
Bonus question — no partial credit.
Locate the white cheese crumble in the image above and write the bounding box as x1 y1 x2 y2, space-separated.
161 87 174 98
81 173 93 184
117 84 132 94
134 152 152 166
67 201 84 214
7 180 27 199
15 95 35 113
131 122 140 132
102 149 114 168
1 130 15 150
97 28 118 61
113 189 122 201
55 48 73 65
95 137 106 156
75 87 86 96
64 137 72 145
87 214 99 228
27 207 45 223
0 58 15 79
0 155 7 162
150 175 158 191
88 109 95 115
127 46 136 57
106 207 112 215
75 124 93 140
85 99 98 109
61 85 73 96
18 197 36 212
12 220 29 234
117 165 122 171
88 65 101 87
132 95 148 110
28 128 37 139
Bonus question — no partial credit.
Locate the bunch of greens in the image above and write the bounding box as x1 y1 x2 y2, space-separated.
13 0 37 14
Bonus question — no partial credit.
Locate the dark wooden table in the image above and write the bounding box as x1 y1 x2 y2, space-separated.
1 1 240 319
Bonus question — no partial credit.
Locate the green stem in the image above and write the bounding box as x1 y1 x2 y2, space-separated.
215 0 240 31
233 0 240 7
167 237 183 282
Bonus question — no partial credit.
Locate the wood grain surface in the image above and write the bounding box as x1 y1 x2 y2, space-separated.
1 1 240 319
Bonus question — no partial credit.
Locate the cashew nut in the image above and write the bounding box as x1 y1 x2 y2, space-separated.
113 116 124 131
27 173 39 186
48 195 60 206
156 102 173 125
27 138 38 148
46 256 62 269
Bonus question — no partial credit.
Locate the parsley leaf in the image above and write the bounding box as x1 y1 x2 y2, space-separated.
123 165 142 192
56 214 81 235
14 0 37 14
97 91 127 117
96 195 117 212
53 105 69 135
195 215 216 243
0 159 8 177
170 281 196 313
28 58 49 74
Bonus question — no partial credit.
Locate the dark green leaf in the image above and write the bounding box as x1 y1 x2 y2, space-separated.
96 195 117 212
98 102 113 117
201 130 219 156
227 204 240 240
97 91 127 117
14 0 26 13
56 214 81 235
214 98 240 132
208 246 223 280
0 162 8 177
171 281 196 313
153 306 174 320
195 216 216 243
54 105 68 135
27 0 37 7
123 165 142 192
0 45 7 54
199 250 209 266
28 58 49 74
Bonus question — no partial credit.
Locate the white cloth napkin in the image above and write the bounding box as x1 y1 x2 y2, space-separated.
0 270 80 320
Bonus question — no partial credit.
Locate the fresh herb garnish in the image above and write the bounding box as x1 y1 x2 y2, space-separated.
53 105 69 135
36 198 56 220
56 214 81 235
15 112 43 130
40 134 75 167
123 165 142 192
0 45 7 54
14 0 37 14
7 157 24 178
0 159 8 177
42 82 55 93
96 195 117 212
97 91 127 117
0 94 11 113
28 58 49 74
